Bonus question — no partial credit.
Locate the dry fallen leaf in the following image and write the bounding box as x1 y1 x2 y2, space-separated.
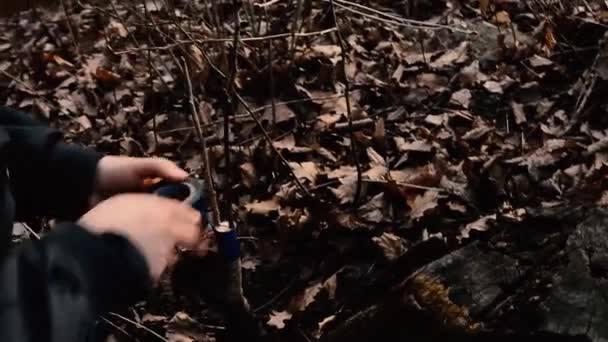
107 19 128 38
75 115 92 130
267 311 293 330
543 22 557 56
372 232 408 261
367 147 386 165
289 274 339 312
95 67 122 82
447 201 467 214
273 135 312 153
483 80 503 94
334 208 368 230
430 42 469 68
240 162 257 188
316 147 338 162
289 161 320 184
312 45 341 59
395 137 433 153
511 101 526 125
460 214 497 239
244 197 280 215
494 11 511 26
315 315 337 338
263 100 296 123
141 313 168 324
389 164 441 188
290 283 323 312
241 257 260 271
450 89 472 109
408 190 440 220
521 139 570 169
364 164 388 181
331 176 357 204
42 52 75 68
529 54 553 68
327 165 358 179
462 125 492 141
165 312 212 342
358 193 387 223
416 73 448 92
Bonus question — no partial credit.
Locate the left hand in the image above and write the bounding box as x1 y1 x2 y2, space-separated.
90 156 189 206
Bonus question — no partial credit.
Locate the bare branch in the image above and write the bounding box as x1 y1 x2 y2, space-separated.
328 0 363 208
183 58 222 226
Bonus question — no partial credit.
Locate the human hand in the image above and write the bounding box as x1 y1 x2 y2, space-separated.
91 156 189 205
78 194 202 281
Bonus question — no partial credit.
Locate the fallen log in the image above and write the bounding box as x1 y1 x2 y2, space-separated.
323 207 608 341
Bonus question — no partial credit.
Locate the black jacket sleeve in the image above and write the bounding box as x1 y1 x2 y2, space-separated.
0 106 103 220
0 108 153 341
0 223 152 342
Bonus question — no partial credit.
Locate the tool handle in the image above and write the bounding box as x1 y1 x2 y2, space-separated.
150 179 240 261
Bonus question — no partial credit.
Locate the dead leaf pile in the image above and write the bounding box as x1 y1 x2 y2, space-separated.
2 0 608 340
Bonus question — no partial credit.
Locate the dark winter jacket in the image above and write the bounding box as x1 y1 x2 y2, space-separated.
0 107 152 341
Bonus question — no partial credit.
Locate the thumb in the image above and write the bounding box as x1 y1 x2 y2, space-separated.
136 158 189 182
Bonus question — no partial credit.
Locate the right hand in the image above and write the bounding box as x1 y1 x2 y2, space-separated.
78 194 202 281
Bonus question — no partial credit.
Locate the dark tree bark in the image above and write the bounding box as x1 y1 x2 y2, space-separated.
324 207 608 342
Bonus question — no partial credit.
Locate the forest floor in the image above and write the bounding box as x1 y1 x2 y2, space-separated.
2 0 608 341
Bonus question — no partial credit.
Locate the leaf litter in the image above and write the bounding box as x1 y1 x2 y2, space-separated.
2 0 608 340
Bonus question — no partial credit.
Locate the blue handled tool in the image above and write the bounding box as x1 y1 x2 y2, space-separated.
150 178 267 340
149 178 240 261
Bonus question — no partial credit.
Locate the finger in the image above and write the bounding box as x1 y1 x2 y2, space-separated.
166 248 179 269
136 158 189 182
173 218 202 248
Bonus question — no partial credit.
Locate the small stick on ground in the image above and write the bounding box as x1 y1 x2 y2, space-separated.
418 29 427 64
223 1 242 224
334 118 375 132
289 0 303 62
183 57 221 226
329 0 363 208
107 313 168 342
265 8 277 126
100 317 141 342
59 0 81 61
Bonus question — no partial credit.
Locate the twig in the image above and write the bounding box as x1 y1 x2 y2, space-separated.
22 223 40 240
107 313 168 342
573 50 602 122
191 40 312 198
418 29 427 64
223 1 242 225
157 94 343 134
112 28 338 55
254 277 298 313
183 58 221 226
211 0 225 38
0 70 57 110
334 118 375 132
255 0 281 8
101 317 141 342
234 92 312 197
0 69 88 125
265 8 277 125
59 0 81 61
107 1 170 90
330 0 476 33
289 0 303 62
141 0 159 150
364 179 446 192
329 0 363 208
574 74 596 120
